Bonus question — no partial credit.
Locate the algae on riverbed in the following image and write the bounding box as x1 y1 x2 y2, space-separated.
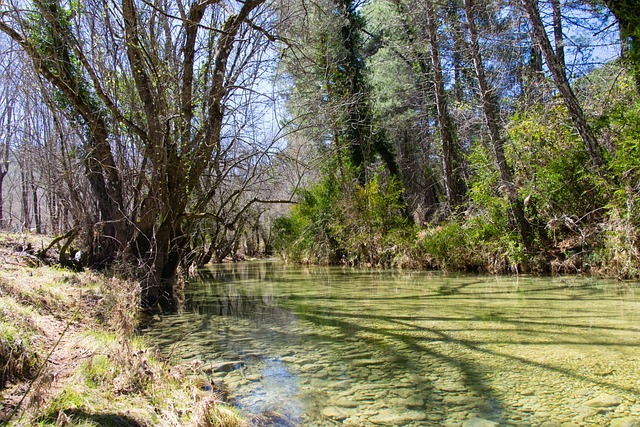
146 261 640 426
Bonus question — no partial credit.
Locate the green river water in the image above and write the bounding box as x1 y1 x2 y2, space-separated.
142 261 640 426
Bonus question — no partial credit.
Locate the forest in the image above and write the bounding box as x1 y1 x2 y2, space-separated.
0 0 639 312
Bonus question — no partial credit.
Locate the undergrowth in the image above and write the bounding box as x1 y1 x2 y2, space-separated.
0 232 245 427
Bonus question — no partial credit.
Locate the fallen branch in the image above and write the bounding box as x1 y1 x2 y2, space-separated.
36 227 79 260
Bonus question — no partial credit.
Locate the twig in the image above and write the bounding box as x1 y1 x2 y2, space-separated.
163 331 193 370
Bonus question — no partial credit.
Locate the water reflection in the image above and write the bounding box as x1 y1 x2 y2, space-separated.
144 261 640 426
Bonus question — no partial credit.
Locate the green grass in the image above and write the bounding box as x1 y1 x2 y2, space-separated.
0 232 246 427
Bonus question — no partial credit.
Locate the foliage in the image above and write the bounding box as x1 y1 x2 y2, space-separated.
275 58 640 276
272 166 344 264
277 0 640 278
585 66 640 276
273 165 409 266
508 100 606 242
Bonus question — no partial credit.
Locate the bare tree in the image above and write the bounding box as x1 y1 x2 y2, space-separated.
0 0 280 310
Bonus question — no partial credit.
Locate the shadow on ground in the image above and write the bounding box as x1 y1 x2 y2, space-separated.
38 409 143 427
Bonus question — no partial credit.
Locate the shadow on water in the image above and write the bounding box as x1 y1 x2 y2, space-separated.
298 308 640 394
290 310 507 423
147 261 640 425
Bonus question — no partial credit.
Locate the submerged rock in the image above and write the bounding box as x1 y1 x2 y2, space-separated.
462 417 499 427
610 417 640 427
388 395 425 408
352 358 387 367
585 393 622 408
329 397 359 408
369 409 416 425
321 406 353 420
444 394 476 407
438 382 467 392
207 360 245 373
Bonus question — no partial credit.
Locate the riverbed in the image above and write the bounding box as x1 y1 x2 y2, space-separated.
142 261 640 426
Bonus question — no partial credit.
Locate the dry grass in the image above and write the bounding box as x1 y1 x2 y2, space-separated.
0 232 246 427
193 395 248 427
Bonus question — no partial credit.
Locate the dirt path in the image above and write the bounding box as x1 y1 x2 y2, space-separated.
1 312 90 421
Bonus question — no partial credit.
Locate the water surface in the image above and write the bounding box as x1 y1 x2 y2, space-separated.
143 261 640 426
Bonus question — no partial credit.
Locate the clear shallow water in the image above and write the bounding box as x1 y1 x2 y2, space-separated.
142 261 640 426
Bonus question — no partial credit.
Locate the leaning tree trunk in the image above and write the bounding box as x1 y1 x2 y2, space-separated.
464 0 534 254
522 0 605 171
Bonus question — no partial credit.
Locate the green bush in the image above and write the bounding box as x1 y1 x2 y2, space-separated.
272 171 344 264
272 168 409 266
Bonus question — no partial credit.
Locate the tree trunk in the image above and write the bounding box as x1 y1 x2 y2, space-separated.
551 0 565 71
464 0 533 254
522 0 605 171
426 0 465 208
0 106 10 230
30 170 41 233
0 162 7 229
525 43 545 104
20 168 31 231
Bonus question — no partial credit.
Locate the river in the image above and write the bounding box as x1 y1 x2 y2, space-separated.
142 260 640 426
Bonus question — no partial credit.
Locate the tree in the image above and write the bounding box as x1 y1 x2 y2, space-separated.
0 0 277 310
365 0 460 221
0 37 20 229
522 0 606 171
425 0 466 208
551 0 565 70
0 85 13 229
282 0 399 186
463 0 533 253
603 0 640 91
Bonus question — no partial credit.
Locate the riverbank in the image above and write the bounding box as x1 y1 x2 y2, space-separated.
0 232 246 427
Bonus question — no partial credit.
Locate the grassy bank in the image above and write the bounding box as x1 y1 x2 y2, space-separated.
0 233 246 427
